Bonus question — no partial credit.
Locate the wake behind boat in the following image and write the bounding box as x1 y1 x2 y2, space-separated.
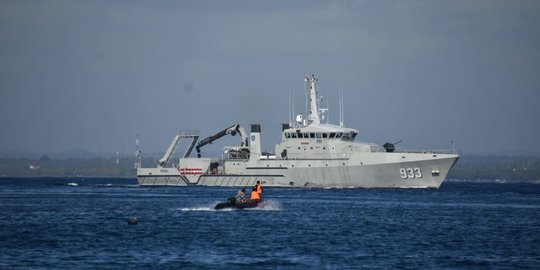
137 74 459 188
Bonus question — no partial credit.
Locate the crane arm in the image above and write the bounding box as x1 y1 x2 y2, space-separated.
196 124 245 158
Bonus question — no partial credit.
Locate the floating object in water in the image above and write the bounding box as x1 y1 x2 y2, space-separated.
127 217 138 225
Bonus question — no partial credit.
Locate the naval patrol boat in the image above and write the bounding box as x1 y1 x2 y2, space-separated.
137 75 458 188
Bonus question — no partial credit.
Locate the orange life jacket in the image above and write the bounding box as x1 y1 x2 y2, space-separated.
250 190 261 201
256 184 263 195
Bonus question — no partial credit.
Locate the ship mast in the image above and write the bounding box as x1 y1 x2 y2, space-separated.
135 133 141 169
305 74 320 126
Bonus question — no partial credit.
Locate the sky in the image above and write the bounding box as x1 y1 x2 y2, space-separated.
1 0 539 157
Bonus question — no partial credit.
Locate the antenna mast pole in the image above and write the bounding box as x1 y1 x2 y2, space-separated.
288 80 292 126
339 81 344 127
304 79 308 126
135 133 141 169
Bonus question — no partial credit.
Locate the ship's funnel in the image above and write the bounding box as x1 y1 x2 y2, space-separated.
250 124 262 159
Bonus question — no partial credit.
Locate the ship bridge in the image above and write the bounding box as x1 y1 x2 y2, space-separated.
282 123 359 142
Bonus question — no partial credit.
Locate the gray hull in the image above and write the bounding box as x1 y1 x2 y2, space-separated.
137 154 458 188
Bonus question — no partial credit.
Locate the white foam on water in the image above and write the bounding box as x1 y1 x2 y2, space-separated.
177 202 222 212
213 207 235 212
96 183 113 187
177 207 215 211
66 182 79 186
247 199 282 211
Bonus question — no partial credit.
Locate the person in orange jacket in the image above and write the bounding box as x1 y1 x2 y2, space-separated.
250 186 261 202
254 180 263 199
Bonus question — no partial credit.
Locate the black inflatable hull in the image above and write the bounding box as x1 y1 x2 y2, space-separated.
215 197 261 210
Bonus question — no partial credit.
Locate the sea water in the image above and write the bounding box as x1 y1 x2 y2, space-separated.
0 177 539 269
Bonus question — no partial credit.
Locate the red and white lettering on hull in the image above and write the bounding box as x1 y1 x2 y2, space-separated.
179 168 203 175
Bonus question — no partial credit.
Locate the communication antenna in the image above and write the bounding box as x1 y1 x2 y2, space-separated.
326 91 330 124
326 89 330 124
135 133 141 169
292 90 295 127
304 77 308 126
288 80 292 126
339 82 345 127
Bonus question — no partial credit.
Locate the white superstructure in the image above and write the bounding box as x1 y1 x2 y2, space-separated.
137 75 458 188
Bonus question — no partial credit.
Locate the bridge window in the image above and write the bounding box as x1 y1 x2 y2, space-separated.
291 133 297 138
310 133 315 138
335 133 343 138
322 133 328 138
303 133 309 138
297 133 302 138
341 132 358 142
285 133 291 138
329 133 336 138
316 133 322 138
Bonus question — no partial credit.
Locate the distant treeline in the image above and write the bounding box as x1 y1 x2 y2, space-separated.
449 155 540 182
0 156 156 177
1 155 539 181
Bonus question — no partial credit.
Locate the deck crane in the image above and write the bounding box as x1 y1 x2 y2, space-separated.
196 124 248 158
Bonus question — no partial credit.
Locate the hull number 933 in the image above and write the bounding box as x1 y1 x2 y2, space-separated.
400 167 422 179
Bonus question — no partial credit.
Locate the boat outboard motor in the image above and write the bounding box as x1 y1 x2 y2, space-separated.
215 197 237 210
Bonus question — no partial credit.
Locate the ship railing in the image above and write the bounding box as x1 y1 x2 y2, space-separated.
394 149 456 155
282 153 350 160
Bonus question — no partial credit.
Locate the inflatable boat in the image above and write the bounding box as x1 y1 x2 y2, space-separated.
214 197 261 210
